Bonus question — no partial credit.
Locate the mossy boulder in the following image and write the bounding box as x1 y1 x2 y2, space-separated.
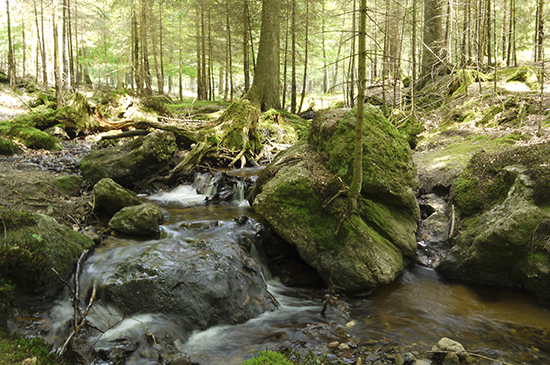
0 208 95 305
250 109 420 293
0 136 20 155
92 178 143 221
439 166 550 298
80 131 177 188
506 66 540 91
53 174 83 197
108 203 164 237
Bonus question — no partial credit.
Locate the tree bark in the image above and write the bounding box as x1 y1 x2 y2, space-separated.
349 0 367 206
6 0 16 88
290 0 297 113
243 0 250 92
149 0 163 94
298 0 309 113
53 0 63 106
419 0 445 88
243 0 281 111
140 0 152 95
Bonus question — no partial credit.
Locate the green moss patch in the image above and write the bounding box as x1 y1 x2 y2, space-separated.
454 142 550 216
506 66 540 91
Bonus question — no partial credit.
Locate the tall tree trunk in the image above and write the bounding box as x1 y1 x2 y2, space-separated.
348 0 356 108
22 15 26 78
149 0 163 94
178 14 183 101
201 3 208 99
40 0 47 85
419 0 445 88
6 0 16 88
53 0 63 106
140 0 152 95
322 0 328 93
507 0 516 66
159 4 165 94
349 0 367 206
290 0 297 113
282 2 289 108
486 0 492 65
298 0 309 113
226 0 233 100
243 0 281 111
536 0 545 62
243 0 250 92
196 3 203 99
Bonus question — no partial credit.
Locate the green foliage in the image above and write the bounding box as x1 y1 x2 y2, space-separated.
0 331 63 365
240 349 329 365
454 143 550 216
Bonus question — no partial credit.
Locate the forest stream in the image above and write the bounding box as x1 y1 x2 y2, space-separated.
10 171 550 365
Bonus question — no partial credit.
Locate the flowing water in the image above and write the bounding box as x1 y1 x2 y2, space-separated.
28 173 550 364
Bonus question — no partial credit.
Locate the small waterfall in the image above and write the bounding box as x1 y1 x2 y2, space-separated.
232 180 246 203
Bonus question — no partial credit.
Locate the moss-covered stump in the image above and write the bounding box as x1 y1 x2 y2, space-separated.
55 92 98 137
506 65 540 91
0 208 95 306
250 109 420 293
440 143 550 298
93 178 143 221
80 131 177 188
108 203 163 237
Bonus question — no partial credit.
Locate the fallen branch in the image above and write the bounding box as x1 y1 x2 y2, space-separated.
428 350 516 365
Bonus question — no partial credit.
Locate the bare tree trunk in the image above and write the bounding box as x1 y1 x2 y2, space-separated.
282 2 289 108
140 0 152 95
243 0 281 111
196 3 203 99
53 0 63 106
349 0 367 206
178 14 183 101
298 0 309 113
226 0 233 100
348 0 356 108
243 0 250 92
149 0 163 94
159 4 165 94
290 0 297 113
6 0 16 88
40 0 47 85
201 4 208 99
22 15 26 78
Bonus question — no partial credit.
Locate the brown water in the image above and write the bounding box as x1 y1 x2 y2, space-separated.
37 179 550 364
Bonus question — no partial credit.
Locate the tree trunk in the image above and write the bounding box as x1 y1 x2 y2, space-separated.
201 3 208 99
290 0 297 113
179 14 183 101
149 0 163 94
419 0 445 88
243 0 281 111
140 0 152 95
159 4 165 94
226 0 233 100
243 0 250 92
349 0 367 206
536 0 545 62
6 0 16 88
298 0 309 113
53 0 63 106
40 0 47 86
21 15 26 78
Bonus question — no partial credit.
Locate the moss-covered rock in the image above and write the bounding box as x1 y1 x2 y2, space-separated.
9 125 61 150
80 131 177 188
250 109 420 293
440 166 550 298
53 174 83 197
506 66 540 91
0 208 95 305
108 203 163 237
93 178 143 221
0 136 20 155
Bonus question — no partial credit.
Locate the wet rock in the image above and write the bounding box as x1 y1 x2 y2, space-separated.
0 209 95 305
431 337 467 365
395 352 416 365
250 109 420 293
108 202 164 237
93 177 143 221
416 193 452 268
101 231 279 338
80 130 177 188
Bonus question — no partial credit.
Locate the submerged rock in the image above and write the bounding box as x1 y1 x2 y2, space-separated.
250 108 420 293
80 130 177 188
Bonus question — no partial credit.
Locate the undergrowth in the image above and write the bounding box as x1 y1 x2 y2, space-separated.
0 331 62 365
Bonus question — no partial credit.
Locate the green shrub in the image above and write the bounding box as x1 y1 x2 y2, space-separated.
241 350 294 365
